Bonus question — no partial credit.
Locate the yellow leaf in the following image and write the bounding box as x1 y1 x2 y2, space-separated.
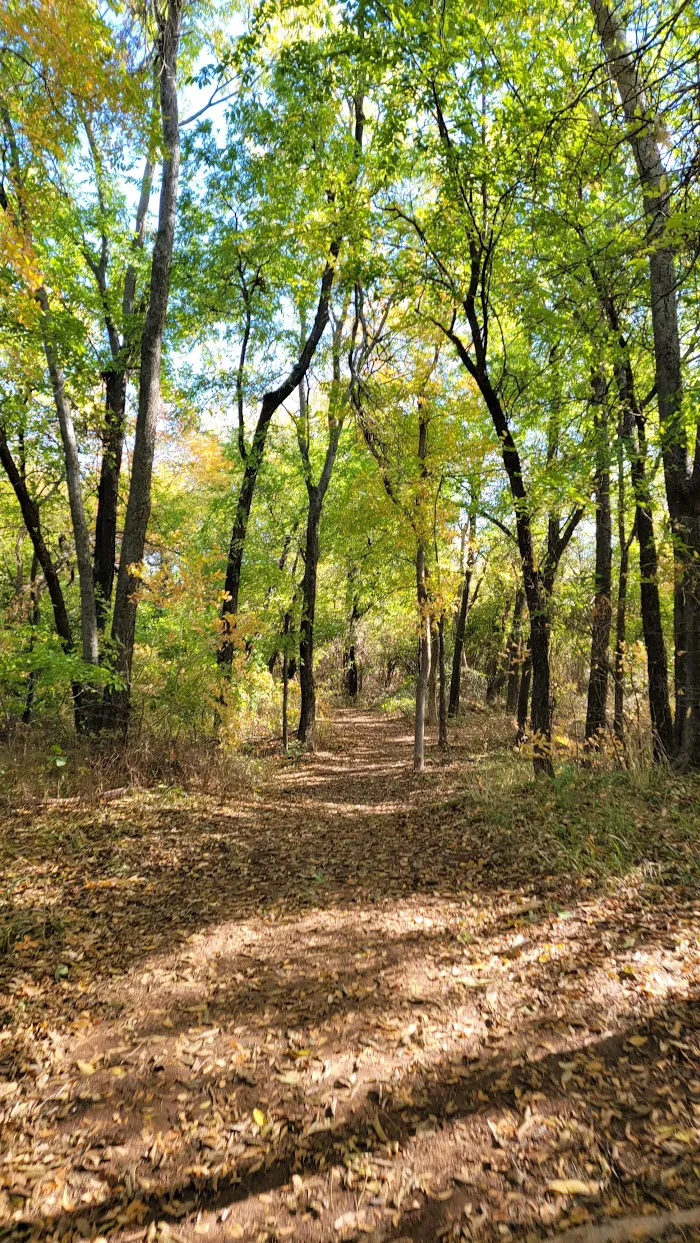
276 1070 300 1085
291 1048 312 1058
253 1108 267 1127
76 1060 96 1076
628 1035 647 1047
373 1116 388 1143
547 1179 597 1196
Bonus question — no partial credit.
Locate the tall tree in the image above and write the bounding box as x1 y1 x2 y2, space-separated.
107 0 184 730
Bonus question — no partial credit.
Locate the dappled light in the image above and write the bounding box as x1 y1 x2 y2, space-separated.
1 712 698 1243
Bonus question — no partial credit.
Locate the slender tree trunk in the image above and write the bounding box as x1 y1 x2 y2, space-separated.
219 248 340 670
682 520 700 766
296 305 346 748
92 159 153 627
613 542 629 745
414 397 430 773
22 552 40 724
93 369 127 627
344 574 361 698
438 613 448 749
449 559 472 716
528 598 554 776
585 372 612 745
281 607 290 752
591 0 699 763
107 0 183 732
516 651 531 744
613 433 631 745
414 569 430 773
0 428 86 729
37 287 99 676
673 578 687 750
486 594 515 702
617 375 674 758
427 617 438 725
298 491 321 745
505 586 525 714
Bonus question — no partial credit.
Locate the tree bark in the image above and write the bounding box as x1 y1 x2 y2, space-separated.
107 0 183 732
585 370 612 745
505 586 525 714
613 427 633 746
591 0 700 763
616 364 674 758
448 554 472 716
93 160 153 626
414 399 430 773
516 650 531 744
427 617 438 725
438 612 448 749
37 289 100 677
450 509 477 715
297 307 347 748
298 492 322 745
414 561 430 774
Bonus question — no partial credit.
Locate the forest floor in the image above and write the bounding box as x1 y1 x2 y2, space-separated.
0 708 699 1243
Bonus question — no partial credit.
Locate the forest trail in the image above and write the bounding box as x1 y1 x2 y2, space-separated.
0 710 699 1243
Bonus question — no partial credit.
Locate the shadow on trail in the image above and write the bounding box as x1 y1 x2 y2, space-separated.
1 709 699 1242
9 993 699 1242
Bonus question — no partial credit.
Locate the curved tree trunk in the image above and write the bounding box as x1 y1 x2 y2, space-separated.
219 246 340 670
0 427 86 730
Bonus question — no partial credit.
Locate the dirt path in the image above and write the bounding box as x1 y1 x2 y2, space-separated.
0 710 698 1243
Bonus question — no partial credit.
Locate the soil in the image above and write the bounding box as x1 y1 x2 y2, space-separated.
0 709 698 1243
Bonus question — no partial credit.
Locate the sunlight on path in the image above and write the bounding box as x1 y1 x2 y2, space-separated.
0 711 698 1243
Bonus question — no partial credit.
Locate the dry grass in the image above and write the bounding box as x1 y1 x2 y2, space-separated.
0 724 263 807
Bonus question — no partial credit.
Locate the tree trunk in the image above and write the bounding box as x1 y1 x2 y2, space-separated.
448 559 472 716
414 592 430 773
673 578 687 750
616 374 674 759
591 0 698 762
296 306 346 748
298 492 321 746
107 0 183 733
93 369 127 627
529 601 554 776
92 159 153 627
219 248 341 669
427 617 438 725
585 371 612 745
516 651 531 744
37 287 100 676
344 576 361 698
613 432 631 746
505 587 525 714
414 393 430 773
438 613 448 749
0 429 88 730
